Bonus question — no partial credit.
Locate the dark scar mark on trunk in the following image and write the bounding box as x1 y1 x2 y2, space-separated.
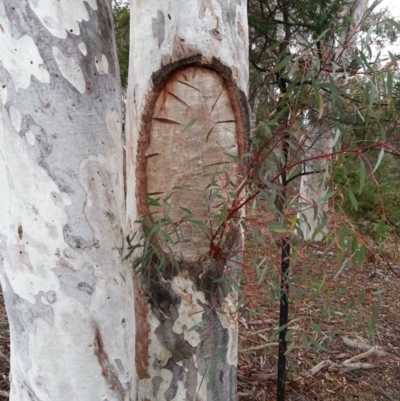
152 117 183 125
176 80 202 92
145 153 162 159
166 90 191 108
211 89 223 113
94 326 125 401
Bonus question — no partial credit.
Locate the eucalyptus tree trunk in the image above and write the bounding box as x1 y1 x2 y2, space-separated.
125 1 250 400
0 1 136 400
298 0 371 241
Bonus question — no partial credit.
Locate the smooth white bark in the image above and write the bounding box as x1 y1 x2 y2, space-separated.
0 1 135 400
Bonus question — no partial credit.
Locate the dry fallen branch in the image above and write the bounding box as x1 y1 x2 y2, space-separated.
342 336 389 356
308 359 334 376
340 362 376 373
308 336 393 376
308 359 376 376
242 342 279 353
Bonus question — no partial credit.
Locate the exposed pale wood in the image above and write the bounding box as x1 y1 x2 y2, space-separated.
146 67 238 261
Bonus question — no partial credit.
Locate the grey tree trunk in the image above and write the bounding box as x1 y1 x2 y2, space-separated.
125 1 250 400
0 1 136 400
298 0 375 240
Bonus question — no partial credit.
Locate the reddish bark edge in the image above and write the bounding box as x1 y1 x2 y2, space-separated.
135 55 250 220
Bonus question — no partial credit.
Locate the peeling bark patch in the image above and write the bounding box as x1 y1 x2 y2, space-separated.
0 18 50 91
94 327 126 401
54 263 96 308
196 300 237 400
78 42 88 56
52 47 86 94
0 278 54 371
171 276 206 347
152 11 165 47
27 0 98 39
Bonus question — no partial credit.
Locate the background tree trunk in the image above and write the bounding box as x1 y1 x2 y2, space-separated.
298 0 371 240
125 1 250 400
0 2 136 400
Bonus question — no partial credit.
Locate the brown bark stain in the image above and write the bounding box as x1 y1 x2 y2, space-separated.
171 35 199 61
134 281 151 379
93 326 125 400
237 15 246 44
199 0 214 18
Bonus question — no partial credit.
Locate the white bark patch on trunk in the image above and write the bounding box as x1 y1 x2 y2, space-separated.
52 46 86 94
28 0 98 39
8 105 22 133
78 42 88 56
0 17 50 92
25 130 36 147
95 54 110 75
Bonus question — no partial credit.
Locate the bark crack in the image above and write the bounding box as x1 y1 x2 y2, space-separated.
94 326 125 401
176 80 202 92
166 90 191 108
152 117 183 125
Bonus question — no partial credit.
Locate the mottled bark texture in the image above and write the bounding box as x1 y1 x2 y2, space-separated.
0 1 136 400
125 1 249 400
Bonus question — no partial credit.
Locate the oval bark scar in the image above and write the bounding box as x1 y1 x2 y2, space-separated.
143 66 239 262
